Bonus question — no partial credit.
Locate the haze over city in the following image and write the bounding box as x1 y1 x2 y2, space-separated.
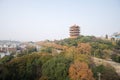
0 0 120 41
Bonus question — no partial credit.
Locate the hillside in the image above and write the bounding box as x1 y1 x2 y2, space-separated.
0 35 120 80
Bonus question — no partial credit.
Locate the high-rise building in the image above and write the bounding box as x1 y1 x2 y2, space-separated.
70 24 80 38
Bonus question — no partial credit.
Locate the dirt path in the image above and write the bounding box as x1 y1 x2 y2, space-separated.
93 57 120 76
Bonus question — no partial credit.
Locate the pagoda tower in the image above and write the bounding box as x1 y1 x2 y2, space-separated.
70 24 80 38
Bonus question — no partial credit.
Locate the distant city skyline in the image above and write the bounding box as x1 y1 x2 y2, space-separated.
0 0 120 41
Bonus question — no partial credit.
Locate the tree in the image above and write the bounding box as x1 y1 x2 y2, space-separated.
105 34 108 39
0 55 14 64
40 47 53 53
41 56 71 80
77 43 91 55
69 61 95 80
5 53 43 80
0 64 9 80
64 46 77 60
102 49 112 59
64 46 91 64
115 40 120 50
111 54 120 63
92 65 120 80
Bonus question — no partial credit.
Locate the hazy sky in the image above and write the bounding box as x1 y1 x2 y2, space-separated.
0 0 120 41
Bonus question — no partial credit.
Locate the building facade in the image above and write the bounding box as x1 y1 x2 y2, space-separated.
111 32 120 41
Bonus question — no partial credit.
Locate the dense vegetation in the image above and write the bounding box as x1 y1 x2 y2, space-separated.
92 65 120 80
0 35 120 80
55 35 120 62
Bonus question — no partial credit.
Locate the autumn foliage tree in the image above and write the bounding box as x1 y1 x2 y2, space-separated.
77 43 91 55
69 61 95 80
64 43 92 64
65 43 92 59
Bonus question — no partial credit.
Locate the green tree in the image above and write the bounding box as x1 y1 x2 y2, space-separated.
111 54 120 63
5 53 43 80
41 56 71 80
92 65 120 80
0 64 9 80
0 55 14 64
40 47 53 53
